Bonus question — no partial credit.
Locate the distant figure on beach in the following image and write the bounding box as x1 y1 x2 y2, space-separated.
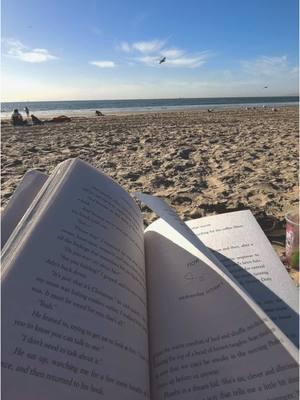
11 109 27 126
207 109 213 113
50 115 71 123
24 106 30 118
272 108 278 112
31 114 43 125
95 110 104 116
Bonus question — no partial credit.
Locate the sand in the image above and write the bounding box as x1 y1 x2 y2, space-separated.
1 107 299 280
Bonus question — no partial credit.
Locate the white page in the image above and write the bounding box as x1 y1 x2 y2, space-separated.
186 210 298 347
145 222 299 400
134 193 243 283
2 160 74 274
134 193 298 399
2 159 150 400
135 193 298 355
1 170 48 248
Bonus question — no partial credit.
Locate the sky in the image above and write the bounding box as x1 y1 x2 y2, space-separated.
1 0 299 101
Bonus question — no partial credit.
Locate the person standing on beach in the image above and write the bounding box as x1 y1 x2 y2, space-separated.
24 106 29 118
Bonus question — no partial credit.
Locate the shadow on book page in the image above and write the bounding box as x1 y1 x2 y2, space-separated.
145 231 299 400
134 193 225 272
134 192 299 358
1 170 48 248
209 250 299 347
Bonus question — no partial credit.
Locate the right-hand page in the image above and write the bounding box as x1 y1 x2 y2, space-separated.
186 210 298 346
144 211 299 400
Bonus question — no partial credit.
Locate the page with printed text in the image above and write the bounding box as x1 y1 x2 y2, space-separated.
2 159 150 400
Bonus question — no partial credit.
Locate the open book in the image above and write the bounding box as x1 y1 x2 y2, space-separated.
2 158 299 400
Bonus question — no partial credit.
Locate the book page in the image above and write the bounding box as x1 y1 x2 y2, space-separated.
2 159 150 400
135 193 298 346
145 221 299 400
1 170 48 248
186 210 298 346
135 194 298 399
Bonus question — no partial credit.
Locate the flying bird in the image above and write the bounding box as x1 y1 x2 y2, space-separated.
264 86 268 89
159 57 166 64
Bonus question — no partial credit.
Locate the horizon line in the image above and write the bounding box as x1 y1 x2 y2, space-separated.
2 94 299 103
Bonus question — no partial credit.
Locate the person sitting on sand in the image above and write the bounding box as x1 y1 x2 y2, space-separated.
95 110 104 116
31 114 43 125
11 109 27 126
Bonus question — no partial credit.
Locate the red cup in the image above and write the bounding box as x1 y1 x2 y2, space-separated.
285 207 299 270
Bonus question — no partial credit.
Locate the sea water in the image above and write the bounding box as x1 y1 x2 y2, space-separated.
1 96 298 119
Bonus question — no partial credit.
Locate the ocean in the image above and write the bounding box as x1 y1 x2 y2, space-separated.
1 96 298 119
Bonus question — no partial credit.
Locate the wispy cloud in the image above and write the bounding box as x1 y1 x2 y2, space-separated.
132 40 165 53
2 70 297 102
165 55 208 68
135 56 159 65
241 55 294 77
136 51 210 68
120 41 131 53
89 60 116 68
119 39 211 68
120 39 166 53
290 66 299 74
160 48 184 58
3 38 58 63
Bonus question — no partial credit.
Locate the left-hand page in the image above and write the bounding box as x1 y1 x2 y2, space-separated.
2 159 150 400
1 169 48 248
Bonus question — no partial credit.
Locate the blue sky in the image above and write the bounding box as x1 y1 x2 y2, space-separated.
1 0 299 101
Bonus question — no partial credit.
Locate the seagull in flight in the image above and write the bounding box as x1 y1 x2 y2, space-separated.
159 57 166 64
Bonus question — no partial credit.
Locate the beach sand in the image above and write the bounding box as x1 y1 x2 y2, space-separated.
1 107 299 280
